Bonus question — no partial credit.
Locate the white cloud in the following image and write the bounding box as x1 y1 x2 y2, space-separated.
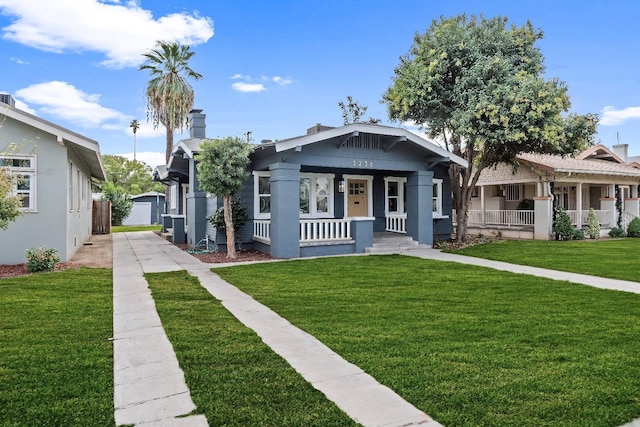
231 82 266 93
600 105 640 126
117 151 166 169
14 81 128 127
230 74 292 92
0 0 214 68
272 76 292 86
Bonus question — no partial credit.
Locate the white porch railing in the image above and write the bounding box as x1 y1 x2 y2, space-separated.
385 214 407 234
300 219 352 242
461 210 534 226
622 211 638 229
253 220 271 243
566 210 611 226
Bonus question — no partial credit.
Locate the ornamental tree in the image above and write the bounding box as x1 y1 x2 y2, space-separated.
196 137 253 259
382 14 597 242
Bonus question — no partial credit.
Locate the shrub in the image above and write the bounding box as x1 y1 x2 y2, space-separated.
609 227 627 238
573 229 585 240
101 184 132 226
26 244 60 272
553 208 574 241
627 217 640 237
585 208 600 239
209 198 248 232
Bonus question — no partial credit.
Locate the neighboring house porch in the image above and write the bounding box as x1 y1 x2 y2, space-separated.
464 145 640 239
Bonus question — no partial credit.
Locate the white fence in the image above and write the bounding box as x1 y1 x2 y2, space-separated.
254 219 353 244
385 214 407 234
567 210 611 226
466 210 534 226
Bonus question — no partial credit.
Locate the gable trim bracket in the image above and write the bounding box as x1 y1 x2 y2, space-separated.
336 131 359 148
425 156 449 170
384 135 406 152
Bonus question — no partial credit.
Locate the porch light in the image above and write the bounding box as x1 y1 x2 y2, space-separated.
338 180 345 193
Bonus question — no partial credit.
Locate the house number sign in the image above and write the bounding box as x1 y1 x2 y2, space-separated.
352 160 374 168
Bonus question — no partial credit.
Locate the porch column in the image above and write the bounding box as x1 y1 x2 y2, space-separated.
534 197 553 240
186 191 207 247
480 185 486 225
406 170 433 245
575 182 583 226
269 162 300 259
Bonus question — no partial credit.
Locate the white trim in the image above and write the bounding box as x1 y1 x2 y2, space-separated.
253 171 271 219
182 183 189 229
433 178 445 218
343 174 374 218
384 176 406 215
1 154 37 212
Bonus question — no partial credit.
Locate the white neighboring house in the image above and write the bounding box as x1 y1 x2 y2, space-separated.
467 144 640 239
0 95 106 265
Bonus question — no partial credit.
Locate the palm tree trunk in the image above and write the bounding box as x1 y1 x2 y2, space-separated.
165 127 174 164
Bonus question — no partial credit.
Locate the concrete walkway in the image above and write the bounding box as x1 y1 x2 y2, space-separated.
112 232 640 426
405 248 640 294
112 231 441 427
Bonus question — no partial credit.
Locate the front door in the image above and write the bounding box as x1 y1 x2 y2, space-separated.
348 179 368 217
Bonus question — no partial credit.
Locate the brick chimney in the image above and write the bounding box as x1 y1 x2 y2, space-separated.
188 109 206 138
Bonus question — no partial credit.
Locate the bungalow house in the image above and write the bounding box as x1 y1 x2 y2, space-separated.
154 110 467 258
467 144 640 239
0 94 106 264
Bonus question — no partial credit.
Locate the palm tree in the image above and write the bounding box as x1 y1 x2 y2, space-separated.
139 41 202 164
129 119 139 161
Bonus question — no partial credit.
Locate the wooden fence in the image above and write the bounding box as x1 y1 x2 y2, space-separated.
92 200 111 234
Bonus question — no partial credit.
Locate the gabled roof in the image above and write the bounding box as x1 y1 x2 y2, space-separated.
518 152 640 178
575 144 624 163
261 122 468 167
131 191 165 199
0 101 106 181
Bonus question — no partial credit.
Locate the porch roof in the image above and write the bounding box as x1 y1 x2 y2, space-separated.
518 153 640 178
260 122 468 168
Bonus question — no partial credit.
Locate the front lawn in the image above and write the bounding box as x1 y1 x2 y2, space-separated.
145 271 356 426
449 238 640 282
0 268 114 426
215 255 640 427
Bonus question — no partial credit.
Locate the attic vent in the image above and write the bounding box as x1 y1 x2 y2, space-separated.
0 94 16 107
344 133 383 150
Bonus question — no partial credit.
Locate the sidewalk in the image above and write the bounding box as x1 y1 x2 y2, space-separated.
112 231 441 427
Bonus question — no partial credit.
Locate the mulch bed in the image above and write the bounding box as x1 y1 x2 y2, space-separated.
0 262 86 279
173 243 274 264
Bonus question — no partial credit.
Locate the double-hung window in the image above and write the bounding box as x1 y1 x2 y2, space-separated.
254 171 334 218
1 155 36 211
433 179 444 218
505 184 521 202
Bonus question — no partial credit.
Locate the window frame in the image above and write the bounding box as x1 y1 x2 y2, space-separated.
253 171 335 219
1 155 37 212
433 178 445 218
384 176 406 215
505 184 522 202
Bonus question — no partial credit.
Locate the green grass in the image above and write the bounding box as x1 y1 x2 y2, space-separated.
111 224 162 233
145 271 356 426
0 268 114 426
449 239 640 282
215 255 640 427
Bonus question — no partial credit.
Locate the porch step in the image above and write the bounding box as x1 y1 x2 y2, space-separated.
365 233 431 254
160 228 173 241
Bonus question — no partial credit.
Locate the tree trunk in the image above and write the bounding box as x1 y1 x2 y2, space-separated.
223 194 236 259
165 127 174 164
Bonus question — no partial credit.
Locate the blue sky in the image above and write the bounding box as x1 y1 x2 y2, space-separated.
1 0 639 168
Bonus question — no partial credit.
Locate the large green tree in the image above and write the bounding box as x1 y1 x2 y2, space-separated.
102 155 164 195
383 14 597 242
196 137 253 259
140 41 202 163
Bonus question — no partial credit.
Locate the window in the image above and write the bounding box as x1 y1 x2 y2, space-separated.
254 172 334 218
170 185 177 210
433 179 444 217
69 161 74 211
505 184 521 201
1 155 37 211
384 177 406 214
76 169 81 211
